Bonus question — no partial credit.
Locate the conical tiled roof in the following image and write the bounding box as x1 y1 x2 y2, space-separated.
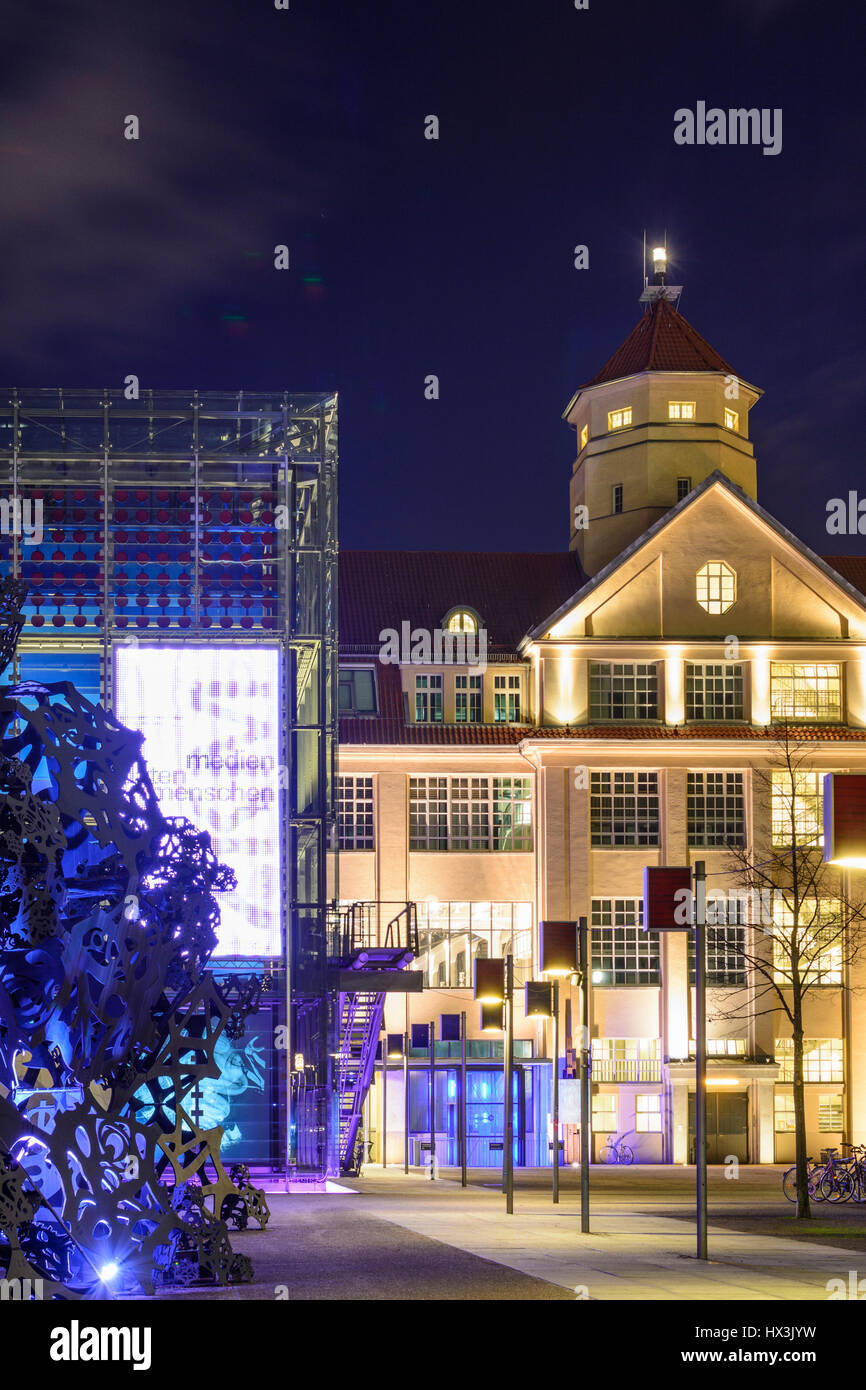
581 298 735 387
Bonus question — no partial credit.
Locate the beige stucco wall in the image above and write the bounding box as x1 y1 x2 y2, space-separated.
567 372 759 574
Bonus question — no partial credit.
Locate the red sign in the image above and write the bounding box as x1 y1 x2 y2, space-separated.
824 773 866 866
643 865 692 931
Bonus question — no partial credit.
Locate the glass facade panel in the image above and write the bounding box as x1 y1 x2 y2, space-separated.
415 901 533 987
770 663 842 721
409 776 532 851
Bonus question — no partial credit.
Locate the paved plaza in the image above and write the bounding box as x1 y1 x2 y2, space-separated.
159 1166 866 1301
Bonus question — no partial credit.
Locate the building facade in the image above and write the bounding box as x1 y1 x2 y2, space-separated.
336 294 866 1168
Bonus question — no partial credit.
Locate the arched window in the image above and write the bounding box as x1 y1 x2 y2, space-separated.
443 608 479 634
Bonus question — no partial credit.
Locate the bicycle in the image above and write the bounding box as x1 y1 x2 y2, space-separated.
841 1144 866 1204
820 1144 866 1203
600 1133 634 1165
819 1149 853 1202
781 1154 827 1203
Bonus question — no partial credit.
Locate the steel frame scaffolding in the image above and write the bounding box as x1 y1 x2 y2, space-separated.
0 387 339 1175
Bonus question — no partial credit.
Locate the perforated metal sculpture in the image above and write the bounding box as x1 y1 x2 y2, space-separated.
0 577 269 1298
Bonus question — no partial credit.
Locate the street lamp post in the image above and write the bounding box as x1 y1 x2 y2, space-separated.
504 954 514 1214
428 1020 436 1181
578 916 590 1234
460 1010 468 1187
538 920 589 1224
403 1029 410 1175
381 1031 387 1169
552 979 560 1204
643 863 708 1260
694 861 708 1261
474 955 509 1209
525 979 557 1201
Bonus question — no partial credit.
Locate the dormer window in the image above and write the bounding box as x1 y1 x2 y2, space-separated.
668 401 695 420
608 407 632 431
339 667 378 713
444 608 478 634
696 561 736 615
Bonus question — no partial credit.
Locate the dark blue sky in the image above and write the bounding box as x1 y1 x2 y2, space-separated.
0 0 864 555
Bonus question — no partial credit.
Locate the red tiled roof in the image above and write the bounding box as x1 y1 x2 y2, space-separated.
337 549 866 748
340 716 866 747
581 298 735 388
822 555 866 596
339 550 583 651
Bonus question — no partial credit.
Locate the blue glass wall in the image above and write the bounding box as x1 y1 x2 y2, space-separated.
403 1063 554 1167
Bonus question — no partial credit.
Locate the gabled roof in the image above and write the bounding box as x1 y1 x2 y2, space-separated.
339 550 583 652
527 471 866 643
336 508 866 749
579 298 735 389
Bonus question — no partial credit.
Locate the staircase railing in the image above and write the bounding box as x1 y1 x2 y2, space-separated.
328 900 419 961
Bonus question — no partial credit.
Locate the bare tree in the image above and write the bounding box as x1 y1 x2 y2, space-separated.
714 721 866 1218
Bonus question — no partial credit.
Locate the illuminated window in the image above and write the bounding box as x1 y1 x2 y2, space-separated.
590 772 659 846
687 772 745 847
668 401 695 420
688 927 747 986
592 1093 617 1133
338 776 374 850
774 1093 795 1132
724 408 739 431
415 674 443 723
819 1094 844 1131
590 662 658 720
455 674 482 723
493 674 522 723
591 897 659 986
771 769 824 848
689 1038 748 1055
635 1094 662 1133
409 776 532 851
775 1038 843 1083
770 663 841 721
414 900 532 988
607 406 632 431
612 483 623 514
696 561 736 615
444 608 478 634
707 1038 746 1057
677 476 691 500
591 1038 661 1082
686 663 744 720
579 423 589 450
771 898 842 984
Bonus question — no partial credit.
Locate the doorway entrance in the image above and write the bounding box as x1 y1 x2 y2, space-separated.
688 1091 748 1163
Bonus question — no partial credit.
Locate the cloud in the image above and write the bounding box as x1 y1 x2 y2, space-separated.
0 2 333 371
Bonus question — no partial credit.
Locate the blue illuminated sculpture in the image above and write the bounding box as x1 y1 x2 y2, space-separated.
0 578 269 1298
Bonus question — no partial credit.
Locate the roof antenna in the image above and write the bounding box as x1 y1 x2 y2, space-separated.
639 235 683 309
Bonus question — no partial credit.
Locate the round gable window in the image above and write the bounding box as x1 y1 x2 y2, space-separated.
696 561 736 615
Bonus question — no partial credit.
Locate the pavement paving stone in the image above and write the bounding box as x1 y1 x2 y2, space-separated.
343 1169 860 1300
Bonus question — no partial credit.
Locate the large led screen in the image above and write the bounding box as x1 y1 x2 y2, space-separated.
115 645 281 956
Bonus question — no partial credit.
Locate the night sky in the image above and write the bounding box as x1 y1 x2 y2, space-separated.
1 0 864 557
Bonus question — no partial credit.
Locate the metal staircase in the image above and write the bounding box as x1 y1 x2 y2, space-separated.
331 902 418 1175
